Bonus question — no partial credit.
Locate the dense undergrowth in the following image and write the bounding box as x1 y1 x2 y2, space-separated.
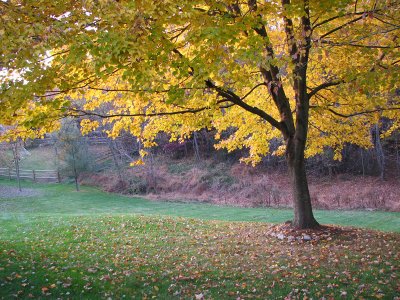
83 156 400 212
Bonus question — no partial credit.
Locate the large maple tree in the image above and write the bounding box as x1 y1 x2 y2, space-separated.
1 0 399 228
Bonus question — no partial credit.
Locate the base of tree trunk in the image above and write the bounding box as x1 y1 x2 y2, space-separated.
289 218 320 229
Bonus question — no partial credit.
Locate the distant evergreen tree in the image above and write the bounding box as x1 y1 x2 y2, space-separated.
55 119 92 191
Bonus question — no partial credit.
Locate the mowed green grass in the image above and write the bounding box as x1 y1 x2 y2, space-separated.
0 180 399 232
0 180 400 299
12 146 57 171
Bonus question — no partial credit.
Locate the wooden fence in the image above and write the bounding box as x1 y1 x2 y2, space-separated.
0 168 60 183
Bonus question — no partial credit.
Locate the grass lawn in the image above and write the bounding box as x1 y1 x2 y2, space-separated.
0 180 399 232
0 180 399 299
18 147 57 171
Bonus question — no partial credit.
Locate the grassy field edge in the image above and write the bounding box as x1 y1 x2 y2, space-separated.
1 179 399 232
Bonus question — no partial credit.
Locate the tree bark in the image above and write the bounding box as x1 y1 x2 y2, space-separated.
396 131 400 178
72 149 79 192
374 123 385 181
360 147 365 177
282 0 319 229
284 96 319 229
193 131 200 160
13 141 22 192
107 137 123 181
286 144 319 228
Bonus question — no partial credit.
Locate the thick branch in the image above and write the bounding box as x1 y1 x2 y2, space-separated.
245 1 293 136
308 80 344 98
283 0 300 64
240 83 267 101
281 0 313 145
205 80 282 130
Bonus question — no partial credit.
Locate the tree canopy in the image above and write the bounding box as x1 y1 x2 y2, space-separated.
1 0 399 227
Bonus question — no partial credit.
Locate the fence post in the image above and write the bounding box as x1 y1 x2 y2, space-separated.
32 170 36 183
57 171 61 183
8 168 11 180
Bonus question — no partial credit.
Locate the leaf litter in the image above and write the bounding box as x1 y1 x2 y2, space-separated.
0 215 399 299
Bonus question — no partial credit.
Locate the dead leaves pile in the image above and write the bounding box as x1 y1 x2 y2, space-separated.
0 215 399 299
265 222 358 243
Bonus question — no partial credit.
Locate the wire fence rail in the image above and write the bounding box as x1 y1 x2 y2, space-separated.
0 168 60 183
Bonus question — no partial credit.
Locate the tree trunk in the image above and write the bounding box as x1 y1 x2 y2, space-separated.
374 123 385 181
74 174 79 192
360 147 365 177
145 148 157 193
72 149 79 192
193 131 200 160
279 1 318 229
106 137 123 181
396 131 400 178
286 142 319 229
13 141 22 192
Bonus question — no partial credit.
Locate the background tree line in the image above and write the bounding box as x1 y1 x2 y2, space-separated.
22 115 400 187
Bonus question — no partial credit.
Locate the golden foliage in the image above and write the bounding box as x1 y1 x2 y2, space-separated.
0 0 399 162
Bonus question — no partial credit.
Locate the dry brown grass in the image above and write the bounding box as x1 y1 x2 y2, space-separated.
309 176 400 211
81 159 400 212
